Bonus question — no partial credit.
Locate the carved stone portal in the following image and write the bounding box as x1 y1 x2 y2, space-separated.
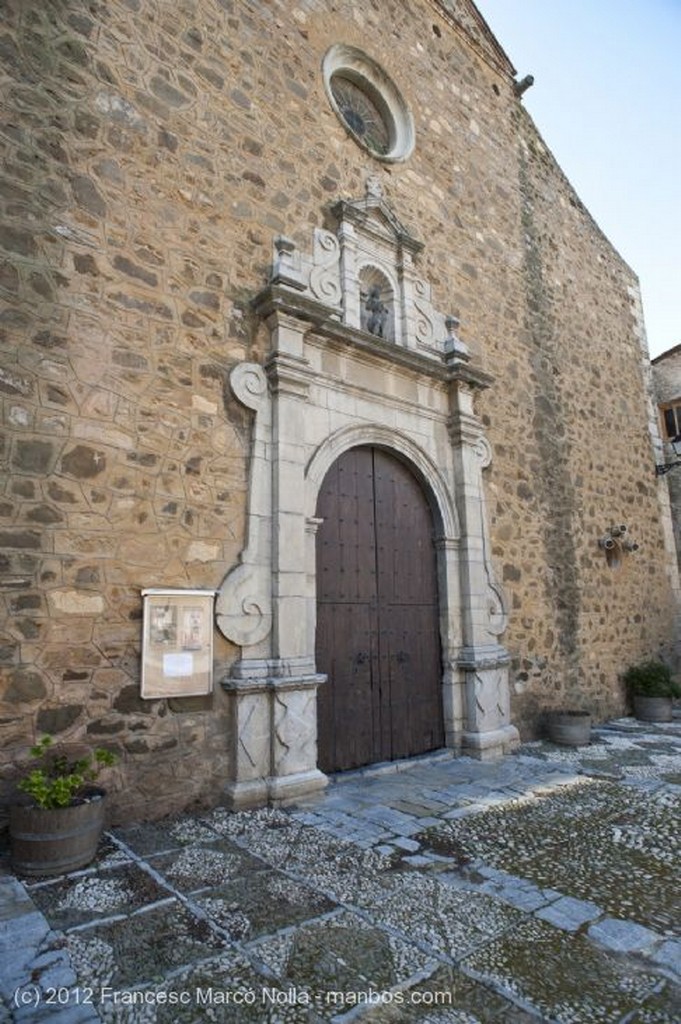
216 183 519 809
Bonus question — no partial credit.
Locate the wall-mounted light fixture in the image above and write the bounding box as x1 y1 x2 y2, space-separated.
598 525 640 567
655 434 681 475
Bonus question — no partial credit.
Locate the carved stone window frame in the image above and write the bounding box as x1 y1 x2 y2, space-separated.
323 44 415 163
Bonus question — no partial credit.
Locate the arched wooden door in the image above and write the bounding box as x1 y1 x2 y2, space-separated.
315 446 444 773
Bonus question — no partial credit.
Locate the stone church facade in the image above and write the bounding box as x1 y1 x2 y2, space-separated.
1 0 677 822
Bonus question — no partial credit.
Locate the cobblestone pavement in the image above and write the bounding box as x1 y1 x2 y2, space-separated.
1 716 679 1023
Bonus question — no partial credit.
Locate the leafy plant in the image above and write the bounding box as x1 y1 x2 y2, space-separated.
17 736 117 810
622 660 681 699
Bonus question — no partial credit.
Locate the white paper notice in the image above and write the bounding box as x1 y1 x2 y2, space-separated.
163 652 193 677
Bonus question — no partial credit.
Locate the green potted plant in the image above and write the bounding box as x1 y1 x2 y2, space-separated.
622 660 681 723
10 736 117 877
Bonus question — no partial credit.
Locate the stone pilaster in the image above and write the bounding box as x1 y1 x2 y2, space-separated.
215 363 273 654
435 537 465 751
449 379 520 758
219 306 329 808
264 311 313 664
263 311 328 801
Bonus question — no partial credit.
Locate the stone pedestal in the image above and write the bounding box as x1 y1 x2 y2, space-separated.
221 663 327 810
459 649 520 759
221 675 270 811
269 673 327 804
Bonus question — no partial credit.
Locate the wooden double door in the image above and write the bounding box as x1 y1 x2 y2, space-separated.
315 446 444 773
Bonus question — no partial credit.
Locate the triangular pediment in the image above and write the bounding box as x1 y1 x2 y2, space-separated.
429 0 516 78
331 188 423 257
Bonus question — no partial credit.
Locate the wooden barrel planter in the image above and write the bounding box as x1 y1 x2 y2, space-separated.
633 695 673 723
10 790 106 877
545 710 592 747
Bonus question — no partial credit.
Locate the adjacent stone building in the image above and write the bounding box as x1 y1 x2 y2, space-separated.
1 0 678 822
651 344 681 570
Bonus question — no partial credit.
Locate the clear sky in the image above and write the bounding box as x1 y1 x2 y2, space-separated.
475 0 681 359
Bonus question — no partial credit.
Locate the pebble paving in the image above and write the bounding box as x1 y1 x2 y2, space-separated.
0 716 679 1023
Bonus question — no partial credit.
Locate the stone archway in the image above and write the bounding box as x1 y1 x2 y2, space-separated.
215 184 519 811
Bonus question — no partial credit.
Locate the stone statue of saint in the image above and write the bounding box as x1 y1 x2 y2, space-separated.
365 286 388 338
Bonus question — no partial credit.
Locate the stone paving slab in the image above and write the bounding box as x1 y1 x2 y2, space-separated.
93 950 312 1024
112 817 224 856
27 864 170 933
460 916 675 1024
194 870 337 943
353 872 527 961
65 900 229 990
0 716 679 1023
247 908 439 1018
415 787 681 933
144 840 267 895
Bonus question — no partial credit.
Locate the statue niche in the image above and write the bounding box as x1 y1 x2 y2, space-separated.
359 265 394 342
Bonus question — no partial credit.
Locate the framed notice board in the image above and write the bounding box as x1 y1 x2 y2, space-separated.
141 589 215 699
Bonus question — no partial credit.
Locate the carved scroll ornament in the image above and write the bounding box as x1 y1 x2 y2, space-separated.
215 363 273 648
309 229 342 307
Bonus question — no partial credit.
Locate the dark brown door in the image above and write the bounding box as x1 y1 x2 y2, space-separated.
316 446 444 773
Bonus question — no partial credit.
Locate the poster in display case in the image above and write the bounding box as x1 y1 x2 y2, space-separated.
141 589 215 698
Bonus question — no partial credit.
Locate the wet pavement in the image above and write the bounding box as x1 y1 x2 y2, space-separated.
1 715 679 1023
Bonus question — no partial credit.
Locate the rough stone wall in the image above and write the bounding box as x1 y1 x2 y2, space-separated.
483 118 677 732
0 0 256 821
0 0 676 820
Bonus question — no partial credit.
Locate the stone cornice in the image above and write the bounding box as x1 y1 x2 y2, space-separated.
448 411 484 448
268 674 326 692
252 284 494 391
264 351 312 399
457 644 512 669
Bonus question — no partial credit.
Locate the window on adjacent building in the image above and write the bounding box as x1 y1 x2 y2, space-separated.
660 403 681 439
